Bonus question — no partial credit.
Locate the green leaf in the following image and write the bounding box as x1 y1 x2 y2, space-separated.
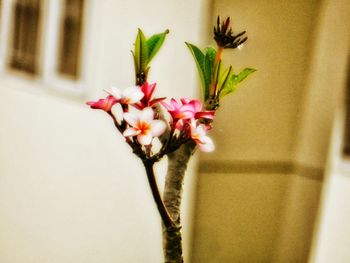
134 28 149 72
204 47 217 70
203 55 212 99
202 47 217 100
217 65 232 92
186 43 220 100
235 68 256 84
185 42 206 98
146 29 169 65
219 68 256 98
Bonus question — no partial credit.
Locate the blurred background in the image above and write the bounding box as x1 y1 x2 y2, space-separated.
0 0 349 262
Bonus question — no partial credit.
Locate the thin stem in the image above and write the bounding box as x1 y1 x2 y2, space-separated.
143 160 175 229
214 46 223 65
210 46 224 97
107 111 123 133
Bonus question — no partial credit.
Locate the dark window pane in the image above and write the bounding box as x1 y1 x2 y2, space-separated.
57 0 84 80
8 0 41 74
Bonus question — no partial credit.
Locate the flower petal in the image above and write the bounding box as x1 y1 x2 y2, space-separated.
149 97 166 106
176 110 195 119
123 86 144 103
111 103 124 125
123 112 138 127
180 98 191 104
170 98 181 109
189 99 203 112
123 127 141 137
198 136 215 152
180 104 196 112
196 124 207 137
195 111 215 120
137 132 153 145
109 87 122 100
161 101 173 111
86 96 117 111
128 92 144 103
141 82 156 100
140 107 154 122
150 120 166 137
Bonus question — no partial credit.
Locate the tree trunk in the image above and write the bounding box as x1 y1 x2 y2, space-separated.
162 141 196 262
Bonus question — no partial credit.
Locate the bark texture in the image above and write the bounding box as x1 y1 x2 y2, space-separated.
162 141 196 263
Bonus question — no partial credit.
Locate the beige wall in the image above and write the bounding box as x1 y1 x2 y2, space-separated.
193 172 290 263
201 0 319 164
308 0 350 262
193 0 324 262
0 1 210 262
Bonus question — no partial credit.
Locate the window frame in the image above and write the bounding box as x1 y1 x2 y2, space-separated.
0 0 91 96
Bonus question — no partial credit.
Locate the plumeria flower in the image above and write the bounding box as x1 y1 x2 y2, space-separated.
189 119 214 152
104 86 144 124
180 98 215 120
123 107 166 145
86 95 117 112
107 86 144 105
134 82 165 109
162 98 195 120
162 98 215 129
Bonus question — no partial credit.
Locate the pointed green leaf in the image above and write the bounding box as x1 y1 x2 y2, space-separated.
219 74 238 98
146 29 169 65
204 47 217 70
235 68 256 84
185 42 206 98
217 66 232 92
203 54 212 99
202 47 217 100
134 28 149 72
219 68 256 98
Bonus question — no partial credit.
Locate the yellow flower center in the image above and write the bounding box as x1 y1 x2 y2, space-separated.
137 121 150 135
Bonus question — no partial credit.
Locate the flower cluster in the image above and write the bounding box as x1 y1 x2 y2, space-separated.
161 98 215 152
86 82 215 156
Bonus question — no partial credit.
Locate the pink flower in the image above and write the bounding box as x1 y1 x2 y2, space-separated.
162 98 215 129
123 107 166 145
180 98 215 120
189 119 214 152
107 86 144 105
86 95 117 112
135 82 165 109
141 82 156 102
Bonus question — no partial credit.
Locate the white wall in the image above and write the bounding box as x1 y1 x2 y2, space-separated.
0 1 210 262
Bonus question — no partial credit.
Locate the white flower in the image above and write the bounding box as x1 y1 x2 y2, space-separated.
189 119 214 152
107 86 144 104
123 107 166 145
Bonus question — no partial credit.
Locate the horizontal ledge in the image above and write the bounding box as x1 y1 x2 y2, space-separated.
198 160 324 181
